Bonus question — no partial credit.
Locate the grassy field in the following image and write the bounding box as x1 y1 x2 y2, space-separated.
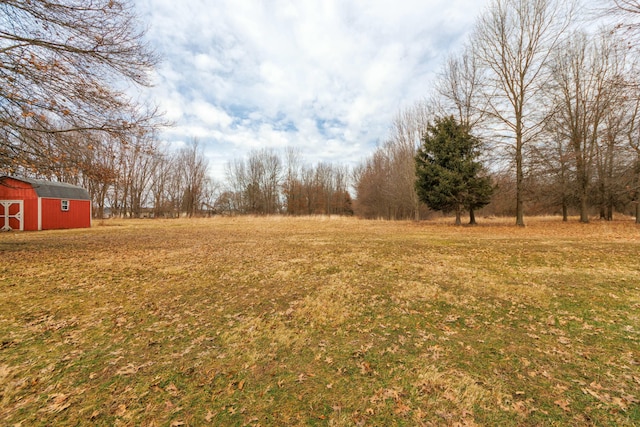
0 216 639 426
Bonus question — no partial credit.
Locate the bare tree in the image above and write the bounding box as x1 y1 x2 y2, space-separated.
353 147 399 220
623 84 640 223
259 149 283 214
603 0 640 223
283 147 303 215
148 151 173 218
533 121 576 221
548 30 624 222
596 86 629 221
472 0 574 226
224 149 281 215
353 102 429 220
224 157 248 214
388 103 430 220
119 135 160 217
298 165 318 215
330 164 352 216
80 137 119 219
434 46 487 131
178 139 210 217
0 0 160 174
163 152 185 217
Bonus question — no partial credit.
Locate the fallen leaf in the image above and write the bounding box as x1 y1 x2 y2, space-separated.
115 404 127 417
394 402 411 415
582 388 601 400
554 384 568 393
166 383 179 395
554 399 570 412
589 382 603 390
204 410 216 422
115 363 138 376
512 400 528 415
360 361 373 375
612 397 628 411
443 390 457 402
43 393 71 414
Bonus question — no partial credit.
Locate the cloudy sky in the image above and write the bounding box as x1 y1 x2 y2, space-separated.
134 0 491 181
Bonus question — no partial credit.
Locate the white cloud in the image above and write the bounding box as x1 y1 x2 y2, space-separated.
135 0 492 181
191 100 233 128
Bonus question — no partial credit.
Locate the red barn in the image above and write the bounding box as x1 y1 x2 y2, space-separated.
0 176 91 231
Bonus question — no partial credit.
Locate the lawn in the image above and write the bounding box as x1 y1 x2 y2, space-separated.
0 216 639 426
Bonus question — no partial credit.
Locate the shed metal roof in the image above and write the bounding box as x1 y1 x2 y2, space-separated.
1 176 90 200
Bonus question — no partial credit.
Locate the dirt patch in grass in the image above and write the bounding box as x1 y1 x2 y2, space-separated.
1 216 639 425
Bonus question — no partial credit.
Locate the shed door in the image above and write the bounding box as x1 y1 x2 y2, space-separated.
0 201 23 231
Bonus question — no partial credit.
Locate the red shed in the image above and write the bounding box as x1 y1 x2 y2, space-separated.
0 176 91 231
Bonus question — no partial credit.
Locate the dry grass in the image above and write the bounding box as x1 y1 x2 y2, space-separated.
0 216 639 426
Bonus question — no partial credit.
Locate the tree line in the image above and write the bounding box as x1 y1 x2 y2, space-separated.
221 148 353 216
2 0 640 223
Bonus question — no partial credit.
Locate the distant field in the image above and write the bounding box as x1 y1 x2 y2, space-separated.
0 216 639 426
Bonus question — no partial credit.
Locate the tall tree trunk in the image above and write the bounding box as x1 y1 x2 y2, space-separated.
575 148 590 223
605 134 615 221
469 208 477 225
560 157 569 222
516 141 525 227
579 193 589 223
455 206 462 226
637 158 640 224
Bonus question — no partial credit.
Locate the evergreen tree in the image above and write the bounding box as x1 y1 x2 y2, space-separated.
415 116 493 225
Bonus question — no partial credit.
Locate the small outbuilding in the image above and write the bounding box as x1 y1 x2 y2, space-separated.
0 176 91 231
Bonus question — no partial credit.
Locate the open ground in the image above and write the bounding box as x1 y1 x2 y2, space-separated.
0 216 639 426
